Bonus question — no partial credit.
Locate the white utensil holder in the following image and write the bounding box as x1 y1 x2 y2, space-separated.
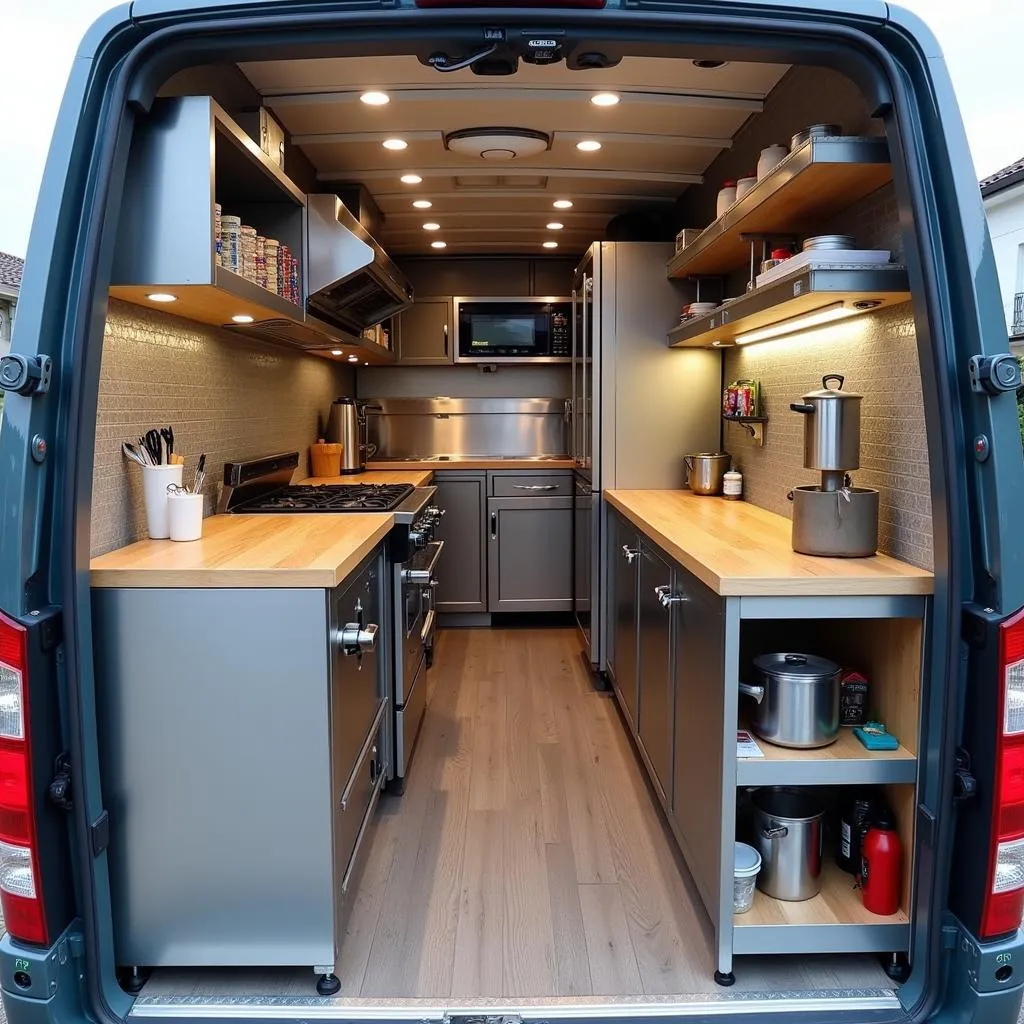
167 493 204 542
141 464 183 539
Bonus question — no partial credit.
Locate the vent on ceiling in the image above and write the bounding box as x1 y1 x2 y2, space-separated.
453 175 549 189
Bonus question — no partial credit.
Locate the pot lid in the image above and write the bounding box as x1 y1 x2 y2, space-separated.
802 373 862 401
753 652 840 678
734 842 761 872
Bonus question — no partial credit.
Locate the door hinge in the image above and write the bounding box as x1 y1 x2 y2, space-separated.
954 747 978 803
48 752 73 812
90 810 110 856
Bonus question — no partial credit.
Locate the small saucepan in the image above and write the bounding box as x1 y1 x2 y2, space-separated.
739 652 841 748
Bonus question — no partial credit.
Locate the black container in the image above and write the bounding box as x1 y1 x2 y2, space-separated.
837 791 880 874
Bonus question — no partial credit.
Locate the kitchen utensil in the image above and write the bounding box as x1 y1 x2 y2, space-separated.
193 453 206 495
733 842 762 913
167 492 204 542
716 181 737 219
683 452 731 495
752 787 825 901
160 426 174 460
141 464 184 539
739 651 841 748
802 234 856 251
311 440 343 478
790 374 863 484
757 144 789 179
122 441 149 467
144 429 163 466
791 123 842 149
735 175 758 200
789 484 879 556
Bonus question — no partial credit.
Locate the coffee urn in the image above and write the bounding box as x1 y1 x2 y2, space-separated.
326 397 378 473
788 374 879 557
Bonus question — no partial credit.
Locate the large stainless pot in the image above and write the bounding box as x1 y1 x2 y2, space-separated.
752 787 824 901
790 485 879 557
684 452 730 495
790 374 862 475
739 652 841 748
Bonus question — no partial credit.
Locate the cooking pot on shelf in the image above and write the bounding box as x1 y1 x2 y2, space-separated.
752 787 825 901
739 652 841 748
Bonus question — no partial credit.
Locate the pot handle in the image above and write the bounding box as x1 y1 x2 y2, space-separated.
790 403 814 413
822 373 845 390
739 682 765 704
762 825 789 840
786 490 794 502
684 455 694 473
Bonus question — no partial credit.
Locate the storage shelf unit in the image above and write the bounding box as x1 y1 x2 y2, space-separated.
667 135 893 279
666 267 911 349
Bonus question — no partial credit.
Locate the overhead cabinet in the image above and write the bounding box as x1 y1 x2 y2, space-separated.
392 298 453 365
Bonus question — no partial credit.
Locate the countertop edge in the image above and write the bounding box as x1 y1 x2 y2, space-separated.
365 459 574 471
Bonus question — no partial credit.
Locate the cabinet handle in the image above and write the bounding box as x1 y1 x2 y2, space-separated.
513 484 558 491
622 544 639 564
443 323 449 357
339 622 378 654
491 512 498 539
654 584 686 608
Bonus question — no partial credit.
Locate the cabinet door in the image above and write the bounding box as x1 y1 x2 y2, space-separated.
637 541 674 807
487 497 573 612
432 472 487 613
672 567 725 905
394 298 452 365
610 515 640 729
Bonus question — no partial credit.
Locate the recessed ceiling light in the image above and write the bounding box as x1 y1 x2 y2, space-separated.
692 59 728 69
360 90 390 106
542 241 559 249
591 92 620 107
576 139 602 152
423 222 441 231
364 362 369 366
553 199 573 209
383 138 408 151
546 222 564 230
401 173 423 184
231 314 254 323
413 199 433 209
348 355 359 362
146 292 177 302
331 349 343 356
431 241 447 249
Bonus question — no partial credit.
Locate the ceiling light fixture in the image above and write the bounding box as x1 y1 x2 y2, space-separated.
591 92 620 107
692 59 728 69
734 302 854 345
423 222 441 231
230 314 254 324
401 173 423 184
146 292 177 302
413 199 433 209
553 199 573 209
331 349 343 356
360 90 390 106
546 222 564 230
576 139 602 152
446 127 549 161
382 138 408 151
348 355 359 362
431 241 447 249
542 241 559 249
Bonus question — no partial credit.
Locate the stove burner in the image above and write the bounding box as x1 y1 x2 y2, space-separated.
237 483 415 514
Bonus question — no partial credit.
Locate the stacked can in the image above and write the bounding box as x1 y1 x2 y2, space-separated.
254 235 268 290
239 225 257 283
214 203 223 267
289 255 300 305
220 215 241 274
277 244 288 299
264 238 280 295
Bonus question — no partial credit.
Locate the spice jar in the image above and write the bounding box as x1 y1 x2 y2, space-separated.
723 467 743 500
716 181 738 219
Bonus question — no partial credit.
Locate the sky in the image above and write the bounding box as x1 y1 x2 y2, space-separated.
0 0 1020 260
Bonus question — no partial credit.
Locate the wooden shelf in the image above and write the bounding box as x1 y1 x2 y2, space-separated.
737 727 916 786
723 415 767 424
667 135 892 279
667 266 911 350
733 861 909 955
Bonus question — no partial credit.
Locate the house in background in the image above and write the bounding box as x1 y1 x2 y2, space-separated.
0 252 23 358
981 157 1024 347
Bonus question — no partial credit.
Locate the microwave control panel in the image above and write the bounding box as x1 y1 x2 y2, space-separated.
550 309 571 356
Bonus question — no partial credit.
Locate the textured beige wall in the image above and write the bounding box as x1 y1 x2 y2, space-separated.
91 300 353 556
723 301 933 570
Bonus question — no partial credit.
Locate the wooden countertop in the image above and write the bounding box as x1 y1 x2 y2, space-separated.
90 514 393 589
365 458 574 472
604 490 933 597
299 469 434 487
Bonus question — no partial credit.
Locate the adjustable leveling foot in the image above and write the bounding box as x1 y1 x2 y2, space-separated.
316 973 341 996
714 970 735 987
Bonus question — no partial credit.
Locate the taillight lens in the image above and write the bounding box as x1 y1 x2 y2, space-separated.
0 614 47 945
982 609 1024 938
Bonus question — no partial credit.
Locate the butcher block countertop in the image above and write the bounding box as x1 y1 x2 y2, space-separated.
90 514 393 589
365 458 574 472
299 469 434 486
604 490 933 597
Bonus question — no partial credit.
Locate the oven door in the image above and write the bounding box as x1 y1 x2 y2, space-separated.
399 540 444 701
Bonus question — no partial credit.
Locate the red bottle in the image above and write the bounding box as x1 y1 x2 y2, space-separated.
861 808 902 916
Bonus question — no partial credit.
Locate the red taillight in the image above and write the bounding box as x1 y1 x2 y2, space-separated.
0 613 47 945
981 608 1024 938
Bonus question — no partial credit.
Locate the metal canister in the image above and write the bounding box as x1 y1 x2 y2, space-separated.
752 787 825 901
790 374 862 473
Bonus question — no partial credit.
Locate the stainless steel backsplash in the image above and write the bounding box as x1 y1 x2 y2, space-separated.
365 398 569 458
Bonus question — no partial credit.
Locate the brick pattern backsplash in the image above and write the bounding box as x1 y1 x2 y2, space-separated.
91 300 353 556
723 301 933 570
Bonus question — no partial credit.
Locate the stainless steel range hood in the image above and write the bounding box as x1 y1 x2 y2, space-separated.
305 194 413 333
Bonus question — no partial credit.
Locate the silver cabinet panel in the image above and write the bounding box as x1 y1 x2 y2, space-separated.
609 513 640 730
487 496 573 612
432 472 487 613
637 542 675 807
490 471 573 497
394 298 452 365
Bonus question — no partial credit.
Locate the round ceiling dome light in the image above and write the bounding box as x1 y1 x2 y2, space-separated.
412 199 433 209
576 139 602 152
542 241 559 249
360 91 390 106
546 222 564 230
422 222 441 231
446 127 550 161
553 199 573 209
591 92 620 107
431 240 447 249
382 138 408 151
401 174 423 184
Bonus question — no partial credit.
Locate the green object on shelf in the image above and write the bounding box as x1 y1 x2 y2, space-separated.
853 721 900 750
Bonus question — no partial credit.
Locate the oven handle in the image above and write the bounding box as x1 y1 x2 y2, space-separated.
401 539 445 582
421 608 436 646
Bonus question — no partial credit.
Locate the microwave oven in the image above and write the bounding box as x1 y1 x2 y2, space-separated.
454 298 572 363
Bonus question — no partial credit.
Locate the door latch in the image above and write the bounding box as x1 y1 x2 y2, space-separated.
969 353 1021 395
953 747 978 803
0 354 52 397
655 584 686 607
48 752 73 812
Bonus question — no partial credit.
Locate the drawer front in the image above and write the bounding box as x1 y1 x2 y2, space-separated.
490 472 573 498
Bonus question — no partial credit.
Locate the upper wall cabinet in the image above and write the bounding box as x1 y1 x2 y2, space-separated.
399 258 576 299
393 298 453 365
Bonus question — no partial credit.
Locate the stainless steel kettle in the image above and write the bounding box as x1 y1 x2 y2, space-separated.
326 398 378 473
789 374 862 479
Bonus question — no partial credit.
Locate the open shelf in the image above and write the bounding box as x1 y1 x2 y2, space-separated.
667 266 910 349
733 861 909 955
737 727 916 787
667 135 892 279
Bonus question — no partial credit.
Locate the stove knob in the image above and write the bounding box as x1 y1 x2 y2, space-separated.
424 506 445 521
408 528 429 549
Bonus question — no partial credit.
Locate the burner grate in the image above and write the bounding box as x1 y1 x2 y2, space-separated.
237 483 415 513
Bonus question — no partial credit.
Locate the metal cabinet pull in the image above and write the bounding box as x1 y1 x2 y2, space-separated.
443 323 449 357
513 484 558 491
490 512 498 539
622 544 639 564
339 622 378 655
654 584 686 608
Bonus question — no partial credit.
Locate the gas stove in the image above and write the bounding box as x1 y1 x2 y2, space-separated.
234 483 415 514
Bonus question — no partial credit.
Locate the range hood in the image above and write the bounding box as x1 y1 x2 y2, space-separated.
305 194 413 333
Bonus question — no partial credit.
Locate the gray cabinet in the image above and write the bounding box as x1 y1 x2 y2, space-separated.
637 542 675 807
393 298 452 365
487 496 573 612
432 472 487 613
609 515 640 729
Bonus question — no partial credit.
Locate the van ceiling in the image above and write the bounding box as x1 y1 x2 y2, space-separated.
239 55 788 259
